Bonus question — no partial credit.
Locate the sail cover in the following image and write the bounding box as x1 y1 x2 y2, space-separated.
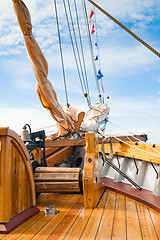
12 0 76 135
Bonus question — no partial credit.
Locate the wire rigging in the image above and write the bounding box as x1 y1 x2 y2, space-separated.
81 0 102 102
73 0 91 104
65 0 90 104
53 0 69 106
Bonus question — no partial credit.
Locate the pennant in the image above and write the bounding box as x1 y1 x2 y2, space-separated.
95 55 98 61
101 83 105 92
91 24 95 34
97 70 103 80
95 42 98 48
89 9 94 23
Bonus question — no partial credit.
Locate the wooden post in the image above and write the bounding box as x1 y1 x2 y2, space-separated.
83 132 105 208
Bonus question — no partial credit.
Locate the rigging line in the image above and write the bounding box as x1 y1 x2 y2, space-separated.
81 0 102 102
53 0 69 106
73 0 91 104
87 0 160 58
66 0 90 101
62 0 85 96
93 5 101 71
103 133 160 159
108 120 160 155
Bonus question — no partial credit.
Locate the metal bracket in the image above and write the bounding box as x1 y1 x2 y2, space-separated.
133 158 139 175
116 154 121 169
88 158 92 163
150 162 159 179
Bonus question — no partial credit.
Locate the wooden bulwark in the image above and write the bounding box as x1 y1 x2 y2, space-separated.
103 141 160 164
0 128 38 233
34 167 82 193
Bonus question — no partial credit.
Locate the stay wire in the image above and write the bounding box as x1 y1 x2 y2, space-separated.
66 0 90 103
81 0 101 102
53 0 69 106
73 0 91 104
62 0 86 96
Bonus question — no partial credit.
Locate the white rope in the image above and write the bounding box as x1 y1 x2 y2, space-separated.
108 120 160 155
104 134 160 159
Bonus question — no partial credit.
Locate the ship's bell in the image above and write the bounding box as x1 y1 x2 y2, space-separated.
21 127 32 142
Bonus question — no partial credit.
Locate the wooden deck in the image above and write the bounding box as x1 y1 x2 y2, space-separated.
0 190 160 240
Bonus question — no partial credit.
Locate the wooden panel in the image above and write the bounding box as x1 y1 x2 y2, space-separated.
45 138 85 147
46 146 74 167
35 182 80 192
103 142 160 164
35 167 81 173
34 172 79 182
0 128 36 224
83 132 105 208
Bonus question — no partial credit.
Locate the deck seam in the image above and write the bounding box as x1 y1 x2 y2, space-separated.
125 197 127 240
22 194 73 240
110 192 117 240
63 205 85 239
94 190 109 240
46 195 82 239
135 202 143 240
147 209 159 240
78 208 94 239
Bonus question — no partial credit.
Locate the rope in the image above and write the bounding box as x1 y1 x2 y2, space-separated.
65 0 90 103
73 0 91 104
87 0 160 58
81 0 102 102
53 0 69 106
108 120 160 155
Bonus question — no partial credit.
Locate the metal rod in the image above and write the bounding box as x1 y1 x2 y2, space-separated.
133 158 139 175
100 153 141 190
150 162 159 179
87 0 160 58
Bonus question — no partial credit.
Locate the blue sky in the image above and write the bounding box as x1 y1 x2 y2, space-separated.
0 0 160 143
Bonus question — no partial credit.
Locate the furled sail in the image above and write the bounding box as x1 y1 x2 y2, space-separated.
12 0 84 135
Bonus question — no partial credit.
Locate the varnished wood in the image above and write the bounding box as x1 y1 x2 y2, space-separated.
1 190 160 239
103 141 160 164
34 167 81 193
46 146 74 166
83 132 105 208
45 138 85 147
0 128 36 231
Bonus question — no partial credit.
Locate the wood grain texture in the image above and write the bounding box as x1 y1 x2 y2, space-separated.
83 132 105 208
0 128 36 225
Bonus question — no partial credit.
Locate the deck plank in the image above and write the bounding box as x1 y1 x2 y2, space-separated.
149 208 160 239
111 193 126 240
136 201 159 240
1 193 67 240
31 194 81 240
126 197 142 240
47 196 84 239
64 205 93 240
96 191 117 240
80 190 108 240
17 194 74 240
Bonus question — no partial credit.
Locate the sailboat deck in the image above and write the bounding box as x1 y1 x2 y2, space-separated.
0 190 160 240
